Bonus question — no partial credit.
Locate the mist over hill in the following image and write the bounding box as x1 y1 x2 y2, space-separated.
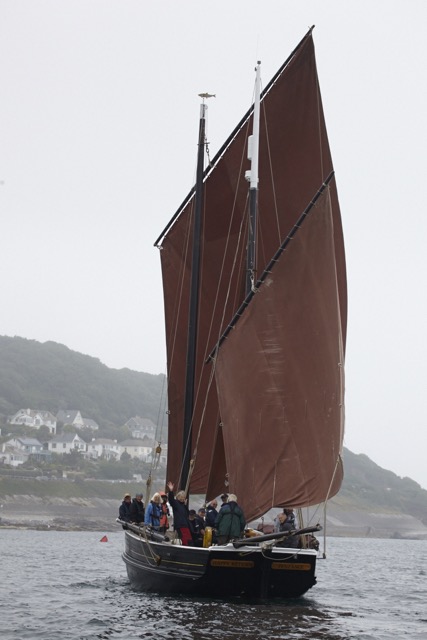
0 335 165 427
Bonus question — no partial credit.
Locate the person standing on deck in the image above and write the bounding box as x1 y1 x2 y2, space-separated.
144 493 162 529
159 492 170 533
188 509 204 546
130 492 145 524
219 493 228 510
276 511 300 548
205 499 218 528
215 494 246 544
167 481 192 546
119 493 132 522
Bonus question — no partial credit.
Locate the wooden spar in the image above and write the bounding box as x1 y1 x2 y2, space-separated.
232 525 322 548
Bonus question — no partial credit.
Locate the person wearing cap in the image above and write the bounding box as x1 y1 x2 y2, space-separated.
130 492 145 524
119 493 132 522
215 494 246 544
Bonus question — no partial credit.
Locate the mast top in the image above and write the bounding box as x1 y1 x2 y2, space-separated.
198 92 216 101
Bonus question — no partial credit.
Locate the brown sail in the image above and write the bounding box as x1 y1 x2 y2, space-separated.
157 29 347 505
214 187 344 523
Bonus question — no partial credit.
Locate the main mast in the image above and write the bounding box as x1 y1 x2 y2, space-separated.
181 98 209 494
246 61 261 294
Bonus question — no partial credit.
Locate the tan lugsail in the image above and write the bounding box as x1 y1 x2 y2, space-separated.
157 29 347 519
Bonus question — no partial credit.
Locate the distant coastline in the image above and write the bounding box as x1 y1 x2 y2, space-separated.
1 494 427 539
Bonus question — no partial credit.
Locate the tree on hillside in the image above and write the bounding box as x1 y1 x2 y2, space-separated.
93 460 133 480
37 425 53 441
102 424 132 442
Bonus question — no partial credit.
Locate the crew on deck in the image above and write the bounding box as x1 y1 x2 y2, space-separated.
129 492 145 524
144 492 162 529
119 493 132 522
215 494 246 544
167 481 192 546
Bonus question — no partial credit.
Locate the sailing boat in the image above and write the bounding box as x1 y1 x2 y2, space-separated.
119 27 346 599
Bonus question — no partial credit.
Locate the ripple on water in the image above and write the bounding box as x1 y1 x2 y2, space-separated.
1 532 427 640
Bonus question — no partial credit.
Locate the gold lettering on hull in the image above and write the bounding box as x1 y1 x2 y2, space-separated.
271 562 311 571
210 559 255 569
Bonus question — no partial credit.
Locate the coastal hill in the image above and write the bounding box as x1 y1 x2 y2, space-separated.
327 448 427 538
0 335 164 427
0 335 426 537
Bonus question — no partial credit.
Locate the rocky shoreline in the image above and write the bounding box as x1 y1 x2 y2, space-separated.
1 494 427 538
0 495 119 532
0 518 117 532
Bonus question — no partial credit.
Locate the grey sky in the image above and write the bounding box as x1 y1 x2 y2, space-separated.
1 1 426 490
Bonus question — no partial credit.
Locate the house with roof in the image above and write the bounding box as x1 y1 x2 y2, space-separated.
56 410 85 428
2 437 51 464
8 409 57 434
81 418 99 431
47 432 87 455
86 438 119 460
118 438 156 461
4 437 43 454
0 447 27 467
125 416 157 440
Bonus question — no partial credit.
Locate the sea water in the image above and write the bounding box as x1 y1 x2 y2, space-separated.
0 530 426 639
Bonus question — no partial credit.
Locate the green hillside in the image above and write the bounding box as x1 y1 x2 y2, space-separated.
340 448 427 524
0 335 165 427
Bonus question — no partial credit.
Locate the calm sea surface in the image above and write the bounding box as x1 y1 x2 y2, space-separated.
0 530 426 640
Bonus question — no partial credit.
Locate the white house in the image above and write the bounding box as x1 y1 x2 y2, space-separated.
8 409 57 434
0 447 27 467
86 438 119 460
47 432 87 455
118 438 156 461
126 416 157 440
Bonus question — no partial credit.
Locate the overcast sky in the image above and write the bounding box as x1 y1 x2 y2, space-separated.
1 1 426 490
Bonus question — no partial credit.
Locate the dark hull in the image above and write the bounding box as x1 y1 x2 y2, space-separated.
122 526 318 599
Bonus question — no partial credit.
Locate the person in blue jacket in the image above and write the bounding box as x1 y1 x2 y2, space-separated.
144 492 162 529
